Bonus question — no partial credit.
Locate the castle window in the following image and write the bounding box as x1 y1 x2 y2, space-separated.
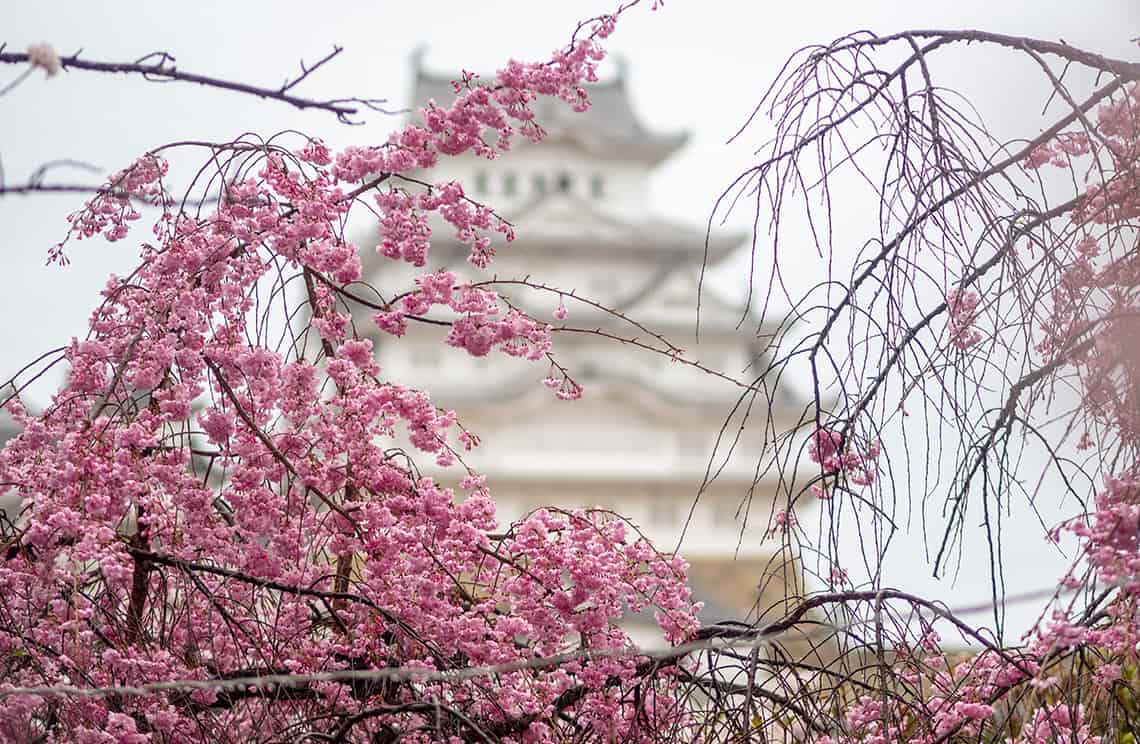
502 172 518 196
590 174 604 198
474 171 489 195
532 172 547 196
557 172 573 194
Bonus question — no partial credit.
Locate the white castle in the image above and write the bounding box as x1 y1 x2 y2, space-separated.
358 56 805 635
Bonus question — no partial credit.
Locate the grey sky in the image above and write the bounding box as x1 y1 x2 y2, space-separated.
3 0 1138 639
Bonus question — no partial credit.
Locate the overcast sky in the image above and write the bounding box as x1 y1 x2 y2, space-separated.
4 0 1138 640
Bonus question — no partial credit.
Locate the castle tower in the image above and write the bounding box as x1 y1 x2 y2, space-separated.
358 58 806 639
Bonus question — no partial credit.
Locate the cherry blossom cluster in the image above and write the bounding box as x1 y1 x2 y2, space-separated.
807 426 880 487
1026 85 1140 444
1011 705 1099 744
768 508 797 536
945 287 983 351
375 270 554 362
370 181 513 269
1071 473 1140 593
542 369 584 401
321 15 620 272
812 642 1049 743
52 154 169 259
1025 131 1091 170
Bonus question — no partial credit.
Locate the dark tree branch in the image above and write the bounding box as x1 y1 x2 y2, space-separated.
0 46 393 123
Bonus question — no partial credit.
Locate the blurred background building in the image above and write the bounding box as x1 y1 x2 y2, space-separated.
357 56 809 642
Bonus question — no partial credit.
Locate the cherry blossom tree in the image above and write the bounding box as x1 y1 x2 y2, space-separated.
0 4 728 741
694 27 1140 744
